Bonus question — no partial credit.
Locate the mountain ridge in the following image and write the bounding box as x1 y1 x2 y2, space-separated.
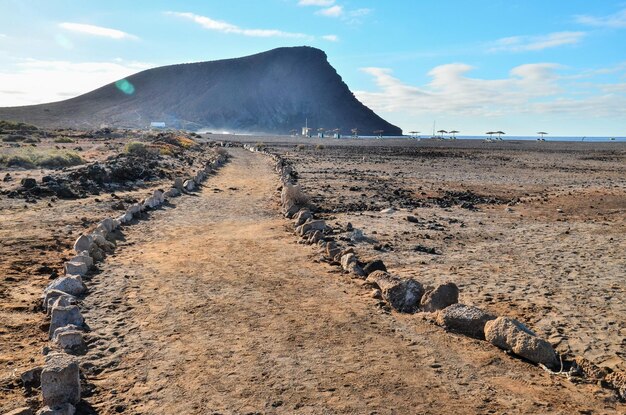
0 46 402 135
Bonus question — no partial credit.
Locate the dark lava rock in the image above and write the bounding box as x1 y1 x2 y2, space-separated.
362 259 387 275
20 178 37 189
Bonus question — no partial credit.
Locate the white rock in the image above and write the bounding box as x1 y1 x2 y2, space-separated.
63 261 87 277
128 204 141 215
184 180 195 191
72 235 92 253
380 207 396 214
36 403 75 415
45 276 86 297
41 353 80 407
152 189 164 203
341 253 357 271
99 218 114 234
49 305 84 338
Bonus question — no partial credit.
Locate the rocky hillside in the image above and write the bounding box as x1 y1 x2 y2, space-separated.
0 47 401 135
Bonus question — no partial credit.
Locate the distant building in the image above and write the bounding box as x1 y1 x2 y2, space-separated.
302 127 312 137
150 122 166 129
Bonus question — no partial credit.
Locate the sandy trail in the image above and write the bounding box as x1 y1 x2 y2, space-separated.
80 148 618 414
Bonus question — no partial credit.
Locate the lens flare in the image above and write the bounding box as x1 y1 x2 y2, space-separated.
115 79 135 95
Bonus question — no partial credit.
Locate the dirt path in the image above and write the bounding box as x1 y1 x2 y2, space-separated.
80 148 620 414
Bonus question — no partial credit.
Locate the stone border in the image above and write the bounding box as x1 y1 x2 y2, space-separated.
10 146 229 415
243 143 626 403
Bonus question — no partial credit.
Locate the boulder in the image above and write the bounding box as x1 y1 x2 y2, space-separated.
36 404 75 415
307 230 322 245
366 271 423 313
173 177 184 190
183 180 195 191
128 203 141 215
325 242 341 259
350 229 365 242
70 252 92 268
43 290 76 313
45 276 86 297
21 178 37 189
99 218 115 234
298 219 326 236
41 353 80 407
152 189 164 203
294 209 312 227
72 235 92 253
573 356 608 380
20 366 43 387
48 295 78 316
5 408 33 415
420 282 459 312
54 331 85 353
606 372 626 401
362 259 387 275
340 253 356 270
63 261 88 277
49 305 84 338
436 304 496 339
283 201 300 219
51 325 83 342
164 188 181 198
484 317 560 369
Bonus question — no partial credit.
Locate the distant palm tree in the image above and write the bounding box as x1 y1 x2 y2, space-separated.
449 130 459 139
437 129 447 139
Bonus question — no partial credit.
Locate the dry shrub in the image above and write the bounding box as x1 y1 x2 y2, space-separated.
214 147 228 156
54 137 75 143
296 144 306 150
0 148 84 168
315 144 325 150
124 141 154 156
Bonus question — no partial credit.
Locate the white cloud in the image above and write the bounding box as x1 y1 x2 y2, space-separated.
489 31 585 52
0 34 7 38
59 22 138 40
575 8 626 28
166 11 309 38
322 34 339 42
0 59 153 107
316 5 343 17
298 0 335 6
355 63 626 119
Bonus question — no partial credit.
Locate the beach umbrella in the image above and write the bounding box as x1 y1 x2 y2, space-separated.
537 132 548 140
408 131 420 138
486 131 495 140
437 129 447 138
373 129 384 138
496 131 505 140
449 130 459 139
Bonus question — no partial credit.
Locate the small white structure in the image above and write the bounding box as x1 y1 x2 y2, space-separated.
150 122 166 129
302 127 312 137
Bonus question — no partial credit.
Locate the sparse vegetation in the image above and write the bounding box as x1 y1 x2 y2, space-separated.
54 137 75 143
0 120 38 133
215 147 228 156
2 135 27 142
124 141 154 157
296 144 306 150
315 144 325 150
0 148 84 168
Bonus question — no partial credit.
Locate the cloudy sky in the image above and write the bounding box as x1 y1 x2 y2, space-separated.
1 0 625 136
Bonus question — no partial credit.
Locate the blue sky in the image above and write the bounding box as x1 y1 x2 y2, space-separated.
1 0 625 136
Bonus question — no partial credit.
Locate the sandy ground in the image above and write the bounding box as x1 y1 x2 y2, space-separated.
244 137 625 375
1 140 624 414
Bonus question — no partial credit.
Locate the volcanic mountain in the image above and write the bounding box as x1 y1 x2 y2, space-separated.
0 47 401 135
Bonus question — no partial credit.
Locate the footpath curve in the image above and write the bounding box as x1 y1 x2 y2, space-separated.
79 148 615 414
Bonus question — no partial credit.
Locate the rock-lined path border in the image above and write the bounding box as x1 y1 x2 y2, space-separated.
8 145 230 415
242 143 626 403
